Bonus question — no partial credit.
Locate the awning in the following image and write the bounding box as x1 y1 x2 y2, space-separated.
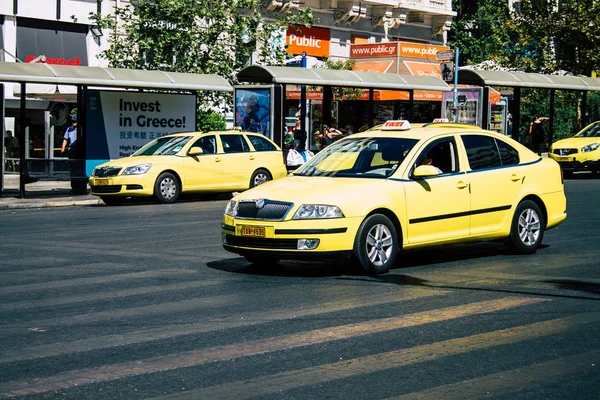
458 69 600 91
237 65 451 92
0 62 233 92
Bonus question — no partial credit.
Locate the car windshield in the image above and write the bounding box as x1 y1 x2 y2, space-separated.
294 137 418 178
133 136 192 156
576 122 600 138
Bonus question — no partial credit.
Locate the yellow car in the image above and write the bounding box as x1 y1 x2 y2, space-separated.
549 120 600 177
222 121 567 274
89 131 287 205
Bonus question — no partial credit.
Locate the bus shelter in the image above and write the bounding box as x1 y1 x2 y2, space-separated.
0 62 232 197
457 69 600 144
236 65 452 147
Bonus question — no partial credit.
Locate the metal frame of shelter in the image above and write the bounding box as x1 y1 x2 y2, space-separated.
457 69 600 144
0 62 233 197
237 65 452 147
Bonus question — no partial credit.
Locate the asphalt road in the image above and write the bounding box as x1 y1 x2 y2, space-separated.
0 176 599 399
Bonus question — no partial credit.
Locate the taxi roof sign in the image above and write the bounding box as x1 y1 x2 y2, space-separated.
381 120 411 131
432 118 449 123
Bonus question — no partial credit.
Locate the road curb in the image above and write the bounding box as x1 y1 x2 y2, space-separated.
0 199 104 210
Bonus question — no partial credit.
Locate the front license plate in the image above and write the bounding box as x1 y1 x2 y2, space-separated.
555 156 569 162
95 179 111 186
241 226 266 237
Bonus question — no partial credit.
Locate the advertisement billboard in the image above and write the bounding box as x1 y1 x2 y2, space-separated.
234 86 273 138
85 90 196 175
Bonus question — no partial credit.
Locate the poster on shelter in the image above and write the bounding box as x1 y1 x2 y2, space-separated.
85 90 196 175
234 87 271 137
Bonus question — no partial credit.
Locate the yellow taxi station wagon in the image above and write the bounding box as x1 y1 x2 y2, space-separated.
88 131 287 205
222 121 567 274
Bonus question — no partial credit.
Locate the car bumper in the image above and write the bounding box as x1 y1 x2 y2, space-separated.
221 215 363 260
88 175 155 197
548 154 600 172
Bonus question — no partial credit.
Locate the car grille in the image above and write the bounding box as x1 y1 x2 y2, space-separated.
94 166 122 177
555 161 581 170
224 235 298 249
236 200 292 221
553 148 578 156
91 185 122 194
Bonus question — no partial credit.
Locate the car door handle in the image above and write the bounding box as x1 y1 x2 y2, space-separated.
215 157 222 162
510 174 521 182
249 156 256 160
456 181 469 189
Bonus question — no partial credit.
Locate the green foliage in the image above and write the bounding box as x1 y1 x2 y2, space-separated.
314 59 362 100
91 0 314 114
196 108 226 132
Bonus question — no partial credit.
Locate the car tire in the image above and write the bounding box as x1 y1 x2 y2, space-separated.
353 214 398 275
244 255 280 266
506 200 545 254
250 169 272 188
100 196 124 206
154 172 180 204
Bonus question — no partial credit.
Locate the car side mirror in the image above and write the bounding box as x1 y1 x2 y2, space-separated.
188 147 204 156
413 165 441 178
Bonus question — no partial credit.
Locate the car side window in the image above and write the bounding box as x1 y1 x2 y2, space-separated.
461 135 502 170
496 139 520 166
190 135 216 154
220 134 250 154
247 135 276 152
413 137 459 175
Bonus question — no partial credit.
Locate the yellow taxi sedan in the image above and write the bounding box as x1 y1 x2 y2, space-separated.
222 121 567 274
89 131 287 205
549 120 600 177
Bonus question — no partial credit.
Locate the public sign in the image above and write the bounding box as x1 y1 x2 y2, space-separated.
440 62 454 82
85 90 196 175
286 25 331 58
436 50 455 61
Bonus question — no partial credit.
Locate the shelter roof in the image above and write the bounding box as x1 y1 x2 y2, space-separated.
0 62 233 92
458 69 600 91
237 65 451 92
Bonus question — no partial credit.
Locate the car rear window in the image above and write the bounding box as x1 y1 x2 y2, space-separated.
247 135 277 151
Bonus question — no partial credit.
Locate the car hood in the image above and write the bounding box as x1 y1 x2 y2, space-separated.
552 137 600 149
234 175 393 213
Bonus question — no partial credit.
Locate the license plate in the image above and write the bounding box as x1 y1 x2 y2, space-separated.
95 179 111 186
555 156 569 162
241 226 266 237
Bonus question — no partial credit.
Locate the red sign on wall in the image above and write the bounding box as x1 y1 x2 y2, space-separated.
286 25 331 58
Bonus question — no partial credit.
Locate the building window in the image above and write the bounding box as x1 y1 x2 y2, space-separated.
407 12 424 24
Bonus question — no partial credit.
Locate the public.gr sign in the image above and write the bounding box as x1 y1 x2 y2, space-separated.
85 90 196 176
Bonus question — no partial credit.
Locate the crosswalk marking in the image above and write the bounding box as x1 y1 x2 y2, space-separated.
0 287 445 364
388 350 600 399
149 313 600 400
0 269 196 295
0 297 543 398
0 279 227 312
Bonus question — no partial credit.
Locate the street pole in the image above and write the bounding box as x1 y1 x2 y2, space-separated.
300 52 307 152
453 48 459 123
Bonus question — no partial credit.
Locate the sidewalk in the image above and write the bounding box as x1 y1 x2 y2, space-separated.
0 175 103 210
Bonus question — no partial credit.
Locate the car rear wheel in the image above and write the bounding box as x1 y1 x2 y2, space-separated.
506 200 545 254
154 172 180 204
100 196 124 206
250 169 272 188
353 214 398 275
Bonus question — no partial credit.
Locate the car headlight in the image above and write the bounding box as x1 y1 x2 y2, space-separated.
292 205 344 220
224 200 238 217
581 142 600 153
122 164 152 175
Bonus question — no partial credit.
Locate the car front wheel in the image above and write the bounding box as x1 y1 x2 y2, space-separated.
154 172 180 204
353 214 398 275
506 200 545 253
250 169 272 188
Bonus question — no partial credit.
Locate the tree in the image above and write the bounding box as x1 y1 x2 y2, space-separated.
92 0 314 127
